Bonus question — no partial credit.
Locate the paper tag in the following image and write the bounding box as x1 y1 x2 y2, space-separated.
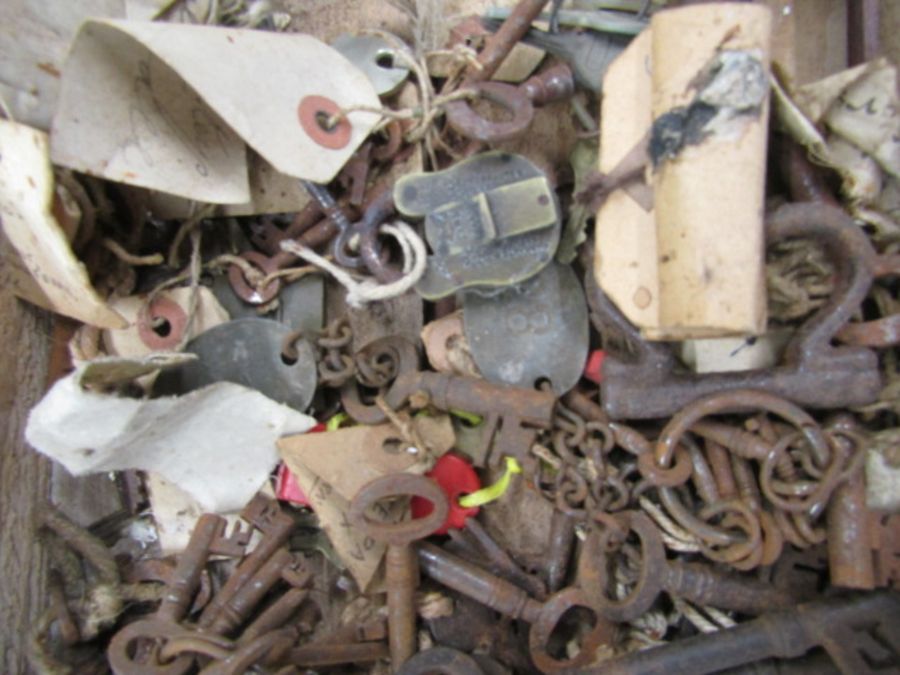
142 150 313 218
103 287 230 357
278 423 433 588
0 119 127 329
51 20 382 202
286 460 398 591
279 424 430 501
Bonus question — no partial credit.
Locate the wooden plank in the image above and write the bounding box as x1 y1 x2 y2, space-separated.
765 0 847 88
0 245 52 674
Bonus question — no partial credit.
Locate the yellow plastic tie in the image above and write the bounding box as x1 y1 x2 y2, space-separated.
326 412 350 431
449 408 483 426
458 457 522 508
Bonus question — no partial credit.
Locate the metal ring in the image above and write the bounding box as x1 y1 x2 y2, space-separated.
349 474 449 546
137 296 188 351
638 445 693 487
227 250 281 305
654 389 832 473
444 81 534 143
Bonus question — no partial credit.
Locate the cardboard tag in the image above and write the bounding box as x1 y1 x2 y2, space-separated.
278 423 434 589
51 20 382 202
103 287 230 357
0 119 127 329
140 150 314 218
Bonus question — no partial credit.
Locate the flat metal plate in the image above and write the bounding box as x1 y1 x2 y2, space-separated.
154 318 317 411
463 262 588 394
331 33 410 96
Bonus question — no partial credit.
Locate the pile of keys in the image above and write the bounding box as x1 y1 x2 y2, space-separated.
26 0 900 674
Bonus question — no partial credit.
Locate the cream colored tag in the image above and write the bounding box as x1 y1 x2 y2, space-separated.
51 20 382 202
0 119 126 328
103 287 229 357
594 4 771 340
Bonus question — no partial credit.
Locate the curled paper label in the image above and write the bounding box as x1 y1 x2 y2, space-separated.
0 119 126 328
51 20 381 202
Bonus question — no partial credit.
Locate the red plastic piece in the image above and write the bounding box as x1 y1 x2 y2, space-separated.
275 463 309 506
275 422 326 506
411 453 481 535
584 349 606 384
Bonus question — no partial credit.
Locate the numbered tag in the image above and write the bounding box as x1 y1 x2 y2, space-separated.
463 262 589 394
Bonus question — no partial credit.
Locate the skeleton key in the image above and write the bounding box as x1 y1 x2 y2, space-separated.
108 514 238 675
198 495 296 629
588 203 882 419
349 473 449 669
343 369 557 468
577 511 798 623
418 542 615 673
443 62 576 143
566 592 900 675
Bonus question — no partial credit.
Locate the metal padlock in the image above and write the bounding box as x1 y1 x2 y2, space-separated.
395 151 561 299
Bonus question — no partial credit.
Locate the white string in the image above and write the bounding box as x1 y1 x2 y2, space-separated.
280 221 427 308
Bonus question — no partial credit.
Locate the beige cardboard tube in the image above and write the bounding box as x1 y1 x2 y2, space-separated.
648 4 771 339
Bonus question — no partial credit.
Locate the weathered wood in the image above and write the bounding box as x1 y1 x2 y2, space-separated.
0 258 52 674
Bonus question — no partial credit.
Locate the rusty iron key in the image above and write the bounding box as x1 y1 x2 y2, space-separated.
565 591 900 675
349 473 449 670
198 495 296 629
108 514 243 675
444 62 576 143
588 203 882 420
578 511 798 623
418 542 615 673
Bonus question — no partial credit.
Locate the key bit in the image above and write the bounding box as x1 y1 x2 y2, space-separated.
209 520 253 558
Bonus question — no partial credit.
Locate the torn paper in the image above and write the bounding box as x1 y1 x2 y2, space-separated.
0 119 127 329
773 58 900 236
51 20 381 202
26 359 315 513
